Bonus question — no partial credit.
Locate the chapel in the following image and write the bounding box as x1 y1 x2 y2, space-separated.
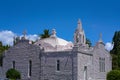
0 19 111 80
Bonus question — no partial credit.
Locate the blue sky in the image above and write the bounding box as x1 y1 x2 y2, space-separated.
0 0 120 46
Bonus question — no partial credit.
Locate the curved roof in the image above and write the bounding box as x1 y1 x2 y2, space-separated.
35 29 73 51
41 37 70 47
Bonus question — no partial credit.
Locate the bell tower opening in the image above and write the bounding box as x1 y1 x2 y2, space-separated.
74 19 86 46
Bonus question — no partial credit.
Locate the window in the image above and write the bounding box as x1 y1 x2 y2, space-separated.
76 34 79 43
13 61 15 69
99 58 105 72
99 58 101 72
57 60 60 71
28 60 32 77
79 34 81 43
103 58 105 72
83 35 84 43
84 66 87 80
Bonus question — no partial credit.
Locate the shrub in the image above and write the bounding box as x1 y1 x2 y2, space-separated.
6 68 21 80
107 70 120 80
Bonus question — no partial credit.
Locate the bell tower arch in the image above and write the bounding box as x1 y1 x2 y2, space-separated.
74 19 86 45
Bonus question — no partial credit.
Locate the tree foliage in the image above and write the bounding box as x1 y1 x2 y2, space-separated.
111 31 120 55
6 68 21 80
0 41 10 66
110 31 120 70
39 29 50 39
86 38 92 47
107 70 120 80
13 36 20 45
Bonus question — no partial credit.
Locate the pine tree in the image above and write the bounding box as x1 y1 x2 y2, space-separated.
110 31 120 70
0 41 10 66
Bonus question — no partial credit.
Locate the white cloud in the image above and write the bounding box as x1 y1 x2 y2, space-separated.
105 42 114 51
0 30 15 46
26 34 39 42
0 30 39 46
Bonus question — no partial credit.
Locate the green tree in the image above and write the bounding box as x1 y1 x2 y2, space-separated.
107 70 120 80
13 36 20 45
39 29 50 39
111 31 120 55
6 68 21 80
86 38 92 47
0 41 10 66
110 31 120 69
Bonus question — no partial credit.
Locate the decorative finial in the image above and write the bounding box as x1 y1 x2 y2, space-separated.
99 33 102 42
50 29 56 37
23 30 27 38
22 30 27 40
52 29 56 35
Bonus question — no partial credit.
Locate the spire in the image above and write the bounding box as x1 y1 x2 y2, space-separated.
74 19 86 45
99 33 103 42
77 19 82 31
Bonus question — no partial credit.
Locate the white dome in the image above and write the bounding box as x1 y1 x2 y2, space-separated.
42 37 72 47
35 37 73 51
35 29 73 52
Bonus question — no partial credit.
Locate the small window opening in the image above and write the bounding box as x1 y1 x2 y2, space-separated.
57 60 60 71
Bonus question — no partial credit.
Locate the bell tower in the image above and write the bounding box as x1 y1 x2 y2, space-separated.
74 19 86 46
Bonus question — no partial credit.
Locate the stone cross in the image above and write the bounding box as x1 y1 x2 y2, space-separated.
99 33 102 42
52 29 56 36
23 30 27 37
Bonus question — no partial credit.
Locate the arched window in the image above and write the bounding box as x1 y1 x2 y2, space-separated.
57 60 60 71
76 34 79 43
84 66 87 80
99 57 105 72
13 61 15 69
79 34 81 43
28 60 32 77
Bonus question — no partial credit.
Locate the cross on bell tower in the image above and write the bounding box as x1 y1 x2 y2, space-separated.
22 30 27 40
99 33 103 42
